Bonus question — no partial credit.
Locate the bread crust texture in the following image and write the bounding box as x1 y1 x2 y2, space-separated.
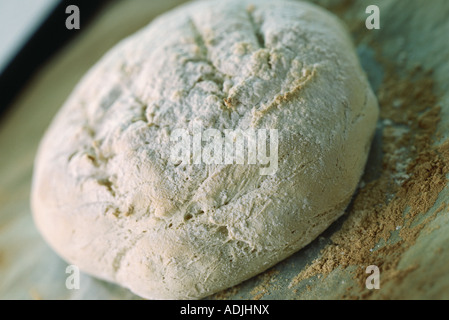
32 0 378 299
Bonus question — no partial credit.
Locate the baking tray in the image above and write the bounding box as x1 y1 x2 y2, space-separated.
1 0 449 300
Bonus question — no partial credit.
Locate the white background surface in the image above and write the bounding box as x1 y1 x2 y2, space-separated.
0 0 60 74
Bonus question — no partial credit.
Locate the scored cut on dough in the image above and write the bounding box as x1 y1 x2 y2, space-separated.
31 0 379 299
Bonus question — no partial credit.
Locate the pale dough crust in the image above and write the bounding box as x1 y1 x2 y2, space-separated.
31 0 378 299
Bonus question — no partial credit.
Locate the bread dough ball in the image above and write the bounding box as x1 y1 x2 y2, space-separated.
31 0 378 299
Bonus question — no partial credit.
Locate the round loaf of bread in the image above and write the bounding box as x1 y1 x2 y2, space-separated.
31 0 378 299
